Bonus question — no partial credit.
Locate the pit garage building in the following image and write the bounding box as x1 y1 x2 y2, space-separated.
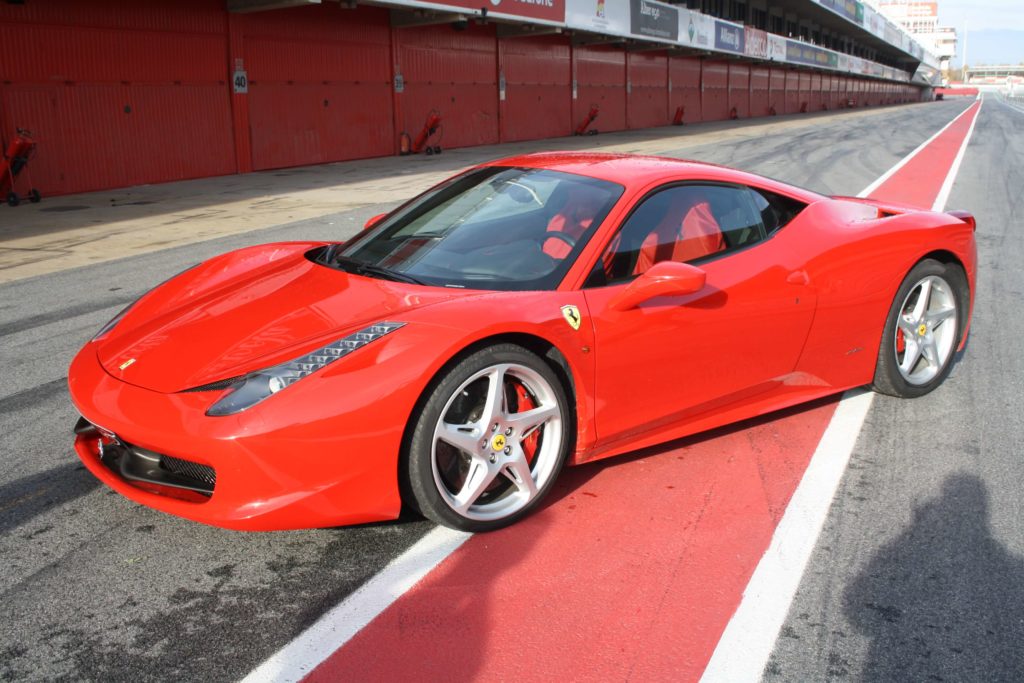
0 0 940 197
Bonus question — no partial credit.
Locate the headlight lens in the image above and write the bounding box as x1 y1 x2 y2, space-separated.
92 302 136 341
205 322 405 416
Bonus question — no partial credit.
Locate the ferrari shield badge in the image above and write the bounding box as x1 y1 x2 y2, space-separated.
561 305 582 331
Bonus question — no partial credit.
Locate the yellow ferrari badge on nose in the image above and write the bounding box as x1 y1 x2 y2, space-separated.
491 434 507 451
119 358 136 371
561 305 581 331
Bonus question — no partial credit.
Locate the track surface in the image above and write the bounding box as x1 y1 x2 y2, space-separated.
765 96 1024 681
1 98 1014 681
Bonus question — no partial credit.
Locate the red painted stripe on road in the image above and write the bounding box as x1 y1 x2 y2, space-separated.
306 400 838 682
868 101 982 209
299 103 983 683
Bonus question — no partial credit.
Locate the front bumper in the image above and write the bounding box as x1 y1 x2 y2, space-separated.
68 341 409 530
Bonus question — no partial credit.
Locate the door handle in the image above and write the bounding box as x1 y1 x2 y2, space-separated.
786 270 810 285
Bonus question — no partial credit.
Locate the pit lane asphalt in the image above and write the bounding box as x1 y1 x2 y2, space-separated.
765 95 1024 681
0 100 980 681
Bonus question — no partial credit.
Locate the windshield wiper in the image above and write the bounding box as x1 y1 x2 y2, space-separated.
332 255 427 286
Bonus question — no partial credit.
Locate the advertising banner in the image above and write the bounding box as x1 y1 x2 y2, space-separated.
441 0 565 22
566 0 630 36
767 33 787 61
678 8 714 49
817 0 864 25
630 0 678 41
713 20 744 54
786 40 840 68
744 26 768 59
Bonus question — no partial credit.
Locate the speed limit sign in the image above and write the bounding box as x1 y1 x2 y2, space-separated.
233 70 248 94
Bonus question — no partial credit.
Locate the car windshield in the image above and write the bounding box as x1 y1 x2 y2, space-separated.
328 166 623 291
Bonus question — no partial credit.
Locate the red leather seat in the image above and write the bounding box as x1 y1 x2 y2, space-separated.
543 187 604 259
634 196 725 274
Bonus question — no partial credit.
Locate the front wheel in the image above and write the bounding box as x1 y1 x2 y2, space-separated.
404 344 571 532
872 259 967 398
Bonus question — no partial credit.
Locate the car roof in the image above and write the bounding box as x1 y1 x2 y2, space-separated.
484 151 825 203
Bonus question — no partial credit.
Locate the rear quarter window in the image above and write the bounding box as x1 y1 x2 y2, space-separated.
750 188 807 234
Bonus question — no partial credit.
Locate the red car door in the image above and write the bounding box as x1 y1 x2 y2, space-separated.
581 183 816 449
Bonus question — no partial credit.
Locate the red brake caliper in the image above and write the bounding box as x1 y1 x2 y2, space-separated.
896 319 907 355
514 383 539 464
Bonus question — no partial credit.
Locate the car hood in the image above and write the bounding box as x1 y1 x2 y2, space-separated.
96 242 464 393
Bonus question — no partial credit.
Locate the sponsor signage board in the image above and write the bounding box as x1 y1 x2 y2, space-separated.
817 0 864 25
441 0 565 23
678 8 714 49
767 33 787 61
713 20 744 54
565 0 630 37
630 0 678 42
744 26 768 59
786 40 840 68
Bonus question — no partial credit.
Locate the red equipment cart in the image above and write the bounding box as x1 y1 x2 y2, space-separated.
1 129 41 207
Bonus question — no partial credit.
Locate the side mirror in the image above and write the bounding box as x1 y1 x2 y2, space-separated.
609 261 707 311
363 213 387 231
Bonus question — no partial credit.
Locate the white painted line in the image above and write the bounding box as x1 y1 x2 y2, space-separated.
240 526 471 683
992 93 1024 116
701 100 983 683
701 389 875 683
857 99 980 199
932 99 983 212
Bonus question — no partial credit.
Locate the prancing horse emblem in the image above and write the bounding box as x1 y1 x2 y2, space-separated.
561 305 581 331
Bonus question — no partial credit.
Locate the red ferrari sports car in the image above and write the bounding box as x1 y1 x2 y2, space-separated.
68 152 977 532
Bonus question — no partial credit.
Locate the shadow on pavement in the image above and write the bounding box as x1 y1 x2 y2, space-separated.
0 461 99 535
843 473 1024 681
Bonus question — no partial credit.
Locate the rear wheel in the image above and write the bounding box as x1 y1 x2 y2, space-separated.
872 259 967 398
6 191 18 207
405 344 571 532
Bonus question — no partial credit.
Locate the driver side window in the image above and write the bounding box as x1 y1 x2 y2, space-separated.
586 183 766 287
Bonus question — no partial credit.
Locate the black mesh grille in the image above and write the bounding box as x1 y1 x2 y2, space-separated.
160 454 217 488
181 375 246 393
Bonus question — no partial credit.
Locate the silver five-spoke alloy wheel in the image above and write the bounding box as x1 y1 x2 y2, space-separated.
431 362 563 522
894 274 958 386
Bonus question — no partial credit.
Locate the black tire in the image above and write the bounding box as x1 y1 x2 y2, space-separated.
6 192 19 207
872 259 968 398
404 343 572 532
29 189 41 203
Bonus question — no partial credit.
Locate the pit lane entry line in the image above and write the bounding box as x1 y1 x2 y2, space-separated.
241 100 983 683
702 97 983 682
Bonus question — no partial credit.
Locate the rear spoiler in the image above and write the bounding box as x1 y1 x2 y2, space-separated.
833 195 977 230
946 209 977 231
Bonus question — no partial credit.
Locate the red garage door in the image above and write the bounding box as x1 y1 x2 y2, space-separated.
396 22 498 151
501 35 571 142
669 56 701 124
627 52 668 129
729 63 750 118
799 72 812 112
784 70 799 113
808 72 823 111
702 61 729 122
574 45 626 134
750 66 770 118
245 5 392 170
0 0 234 196
769 67 786 116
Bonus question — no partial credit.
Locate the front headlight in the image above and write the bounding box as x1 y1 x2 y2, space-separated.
204 322 405 416
92 303 136 341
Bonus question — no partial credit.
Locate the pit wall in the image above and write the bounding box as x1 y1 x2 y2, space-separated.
0 1 923 197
